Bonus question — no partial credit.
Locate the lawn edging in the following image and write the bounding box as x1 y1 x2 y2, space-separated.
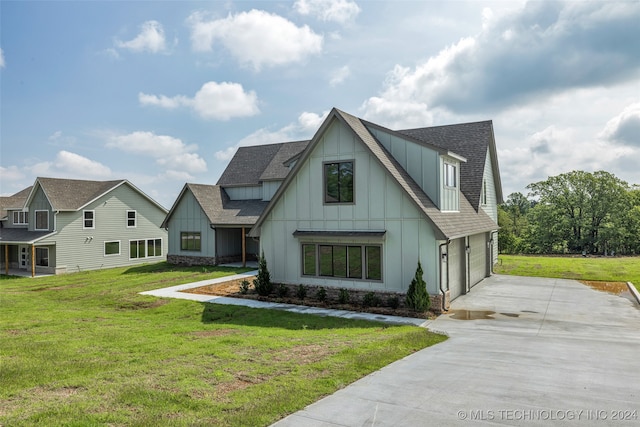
627 282 640 305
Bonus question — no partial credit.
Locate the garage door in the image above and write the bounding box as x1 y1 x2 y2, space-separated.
469 233 487 287
447 238 465 300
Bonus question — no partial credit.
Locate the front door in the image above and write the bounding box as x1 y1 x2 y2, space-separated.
19 245 29 269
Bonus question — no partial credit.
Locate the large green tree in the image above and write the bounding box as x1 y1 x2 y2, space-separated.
527 171 630 254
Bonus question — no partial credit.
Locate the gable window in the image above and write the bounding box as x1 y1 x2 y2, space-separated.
35 247 49 267
13 211 28 225
35 210 49 230
180 232 201 251
127 210 137 228
324 161 354 203
302 243 382 281
444 163 457 188
105 241 121 256
83 210 95 229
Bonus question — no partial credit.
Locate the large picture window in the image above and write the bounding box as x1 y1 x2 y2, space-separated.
302 243 382 281
35 210 49 230
324 161 354 203
180 232 201 251
130 238 162 259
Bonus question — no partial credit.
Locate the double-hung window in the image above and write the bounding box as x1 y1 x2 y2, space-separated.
83 210 95 229
324 161 354 203
127 210 137 228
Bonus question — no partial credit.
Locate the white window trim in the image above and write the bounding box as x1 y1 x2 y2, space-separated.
127 210 137 228
129 238 163 260
104 240 121 257
83 210 95 229
481 179 488 206
34 210 49 231
13 211 28 225
444 162 457 188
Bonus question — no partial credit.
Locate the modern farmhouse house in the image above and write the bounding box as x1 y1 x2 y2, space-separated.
164 108 502 308
0 177 168 276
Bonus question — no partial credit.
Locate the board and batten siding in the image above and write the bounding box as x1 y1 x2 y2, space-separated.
479 151 499 266
259 119 441 295
225 186 262 201
261 181 282 201
165 189 215 258
28 187 54 231
37 184 167 273
367 126 441 207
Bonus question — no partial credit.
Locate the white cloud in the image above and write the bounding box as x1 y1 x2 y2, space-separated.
106 131 207 173
116 20 168 53
187 9 323 70
329 65 351 86
139 81 259 121
294 0 361 24
361 1 640 118
215 110 328 161
600 103 640 147
28 151 112 179
0 48 5 68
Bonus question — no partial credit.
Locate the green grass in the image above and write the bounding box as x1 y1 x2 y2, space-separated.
0 262 446 426
494 255 640 291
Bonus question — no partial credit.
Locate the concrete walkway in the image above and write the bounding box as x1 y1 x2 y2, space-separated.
139 271 429 327
273 275 640 426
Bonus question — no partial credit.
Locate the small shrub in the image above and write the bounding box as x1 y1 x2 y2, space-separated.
253 252 273 296
338 288 350 304
387 295 400 309
362 292 382 308
406 261 430 312
240 280 250 295
296 284 307 300
277 283 289 298
316 287 327 302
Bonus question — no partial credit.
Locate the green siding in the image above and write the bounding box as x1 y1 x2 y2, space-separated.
165 189 216 257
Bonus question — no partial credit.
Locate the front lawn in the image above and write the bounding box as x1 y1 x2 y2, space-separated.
0 262 445 426
494 255 640 292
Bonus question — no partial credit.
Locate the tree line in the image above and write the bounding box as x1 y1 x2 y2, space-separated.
499 171 640 256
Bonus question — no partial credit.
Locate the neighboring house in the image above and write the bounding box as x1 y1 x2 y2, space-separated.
0 177 168 276
162 141 309 266
249 108 503 309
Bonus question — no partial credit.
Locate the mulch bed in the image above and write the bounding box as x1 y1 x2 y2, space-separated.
183 276 435 320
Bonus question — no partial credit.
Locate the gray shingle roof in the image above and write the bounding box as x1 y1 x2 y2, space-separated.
0 186 33 220
260 140 309 181
185 183 268 226
0 228 56 244
34 177 126 211
399 121 502 211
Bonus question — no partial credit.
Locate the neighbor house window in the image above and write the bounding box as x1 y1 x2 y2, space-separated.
481 179 488 205
35 210 49 230
302 243 382 281
180 232 201 251
83 210 95 229
105 241 120 256
127 210 136 228
444 163 457 188
324 161 354 203
129 238 162 259
13 211 28 225
35 247 49 267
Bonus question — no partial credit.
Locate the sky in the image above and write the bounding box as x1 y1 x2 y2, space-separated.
1 0 639 209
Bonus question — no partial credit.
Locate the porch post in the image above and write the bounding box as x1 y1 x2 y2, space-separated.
31 245 35 277
241 227 246 268
4 244 8 275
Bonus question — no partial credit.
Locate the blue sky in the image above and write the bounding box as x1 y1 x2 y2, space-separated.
1 0 639 208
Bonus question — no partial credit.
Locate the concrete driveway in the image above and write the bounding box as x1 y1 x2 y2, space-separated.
273 275 640 426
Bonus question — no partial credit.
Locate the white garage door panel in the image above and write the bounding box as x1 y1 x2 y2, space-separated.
448 238 464 300
469 233 487 287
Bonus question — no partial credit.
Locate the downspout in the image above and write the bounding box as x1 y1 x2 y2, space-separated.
439 240 449 312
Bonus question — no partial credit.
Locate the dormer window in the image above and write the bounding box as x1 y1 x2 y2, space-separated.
444 163 457 188
13 211 28 225
324 161 354 204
